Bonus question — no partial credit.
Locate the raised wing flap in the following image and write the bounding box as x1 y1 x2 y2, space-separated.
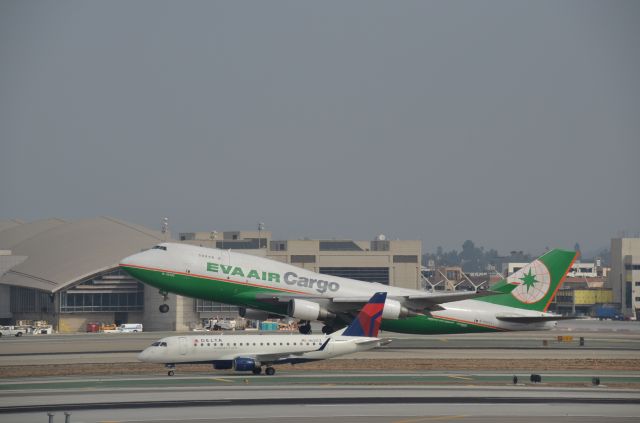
495 314 581 323
404 289 505 311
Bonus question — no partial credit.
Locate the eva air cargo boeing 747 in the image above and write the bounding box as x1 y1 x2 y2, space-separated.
120 244 577 335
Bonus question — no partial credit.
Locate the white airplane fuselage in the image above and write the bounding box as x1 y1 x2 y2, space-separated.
121 243 562 334
139 333 381 364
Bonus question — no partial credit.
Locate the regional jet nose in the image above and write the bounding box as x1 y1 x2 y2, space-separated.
137 348 151 362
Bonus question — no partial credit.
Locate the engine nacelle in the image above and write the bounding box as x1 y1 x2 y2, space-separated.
233 357 260 372
381 298 412 320
287 299 335 321
239 307 271 320
213 361 233 370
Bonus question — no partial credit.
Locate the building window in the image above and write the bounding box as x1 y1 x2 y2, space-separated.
60 269 144 313
270 241 287 251
625 264 640 270
320 267 389 284
371 240 390 251
195 299 239 313
10 287 53 313
319 241 363 251
291 255 316 264
394 255 418 263
216 239 265 249
61 291 143 312
626 282 633 308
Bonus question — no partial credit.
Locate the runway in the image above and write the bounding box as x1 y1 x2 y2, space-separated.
2 320 640 366
0 320 639 422
0 373 639 422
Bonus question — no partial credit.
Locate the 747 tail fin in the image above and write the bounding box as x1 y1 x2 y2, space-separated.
479 249 577 312
341 292 387 337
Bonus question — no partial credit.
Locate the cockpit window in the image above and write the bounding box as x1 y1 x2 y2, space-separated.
151 341 168 347
151 245 167 251
160 342 167 347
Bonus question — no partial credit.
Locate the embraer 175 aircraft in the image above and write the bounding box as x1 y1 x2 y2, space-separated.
120 244 576 335
138 292 389 376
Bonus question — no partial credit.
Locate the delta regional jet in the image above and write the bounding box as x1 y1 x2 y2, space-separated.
139 292 389 376
120 244 577 335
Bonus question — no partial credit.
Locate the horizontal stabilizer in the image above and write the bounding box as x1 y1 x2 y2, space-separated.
353 338 384 346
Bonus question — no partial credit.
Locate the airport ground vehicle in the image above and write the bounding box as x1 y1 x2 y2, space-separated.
117 323 143 333
593 306 624 320
0 326 26 337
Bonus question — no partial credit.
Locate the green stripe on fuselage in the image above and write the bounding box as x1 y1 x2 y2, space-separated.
381 315 501 334
121 266 289 315
122 266 503 335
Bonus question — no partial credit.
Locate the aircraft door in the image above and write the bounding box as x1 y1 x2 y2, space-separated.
179 337 188 355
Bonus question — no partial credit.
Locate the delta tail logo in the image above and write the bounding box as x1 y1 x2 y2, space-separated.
507 260 551 304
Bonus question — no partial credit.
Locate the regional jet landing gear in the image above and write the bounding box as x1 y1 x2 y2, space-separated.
159 290 170 313
298 321 312 334
166 363 176 376
299 321 335 334
252 366 275 375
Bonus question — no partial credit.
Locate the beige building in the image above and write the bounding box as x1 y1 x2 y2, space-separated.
179 231 422 289
0 219 422 333
0 217 167 332
609 237 640 319
178 230 422 327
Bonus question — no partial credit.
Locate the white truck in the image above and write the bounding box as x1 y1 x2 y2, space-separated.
117 323 143 333
0 325 27 337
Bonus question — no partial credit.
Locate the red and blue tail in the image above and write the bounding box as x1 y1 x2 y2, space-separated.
342 292 387 337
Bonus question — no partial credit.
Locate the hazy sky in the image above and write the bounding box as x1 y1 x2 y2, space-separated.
1 1 638 255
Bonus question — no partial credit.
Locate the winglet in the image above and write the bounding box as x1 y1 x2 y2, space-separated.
342 292 387 337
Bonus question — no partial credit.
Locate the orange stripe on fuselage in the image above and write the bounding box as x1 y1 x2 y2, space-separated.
120 264 310 296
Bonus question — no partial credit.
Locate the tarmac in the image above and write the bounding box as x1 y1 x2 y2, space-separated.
0 319 638 422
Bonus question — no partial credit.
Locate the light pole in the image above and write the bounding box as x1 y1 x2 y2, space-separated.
161 217 169 241
258 222 265 248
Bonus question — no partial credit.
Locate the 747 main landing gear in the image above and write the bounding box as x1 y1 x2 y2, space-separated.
298 321 312 334
159 290 170 313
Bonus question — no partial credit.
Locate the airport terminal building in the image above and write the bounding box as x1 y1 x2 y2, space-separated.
0 218 167 332
0 219 422 332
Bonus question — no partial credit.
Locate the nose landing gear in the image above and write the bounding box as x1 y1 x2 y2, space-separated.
166 363 176 376
159 290 170 313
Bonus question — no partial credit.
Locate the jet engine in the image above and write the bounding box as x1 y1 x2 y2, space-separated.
381 298 413 320
213 361 233 370
233 357 260 372
238 308 271 320
287 299 335 321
